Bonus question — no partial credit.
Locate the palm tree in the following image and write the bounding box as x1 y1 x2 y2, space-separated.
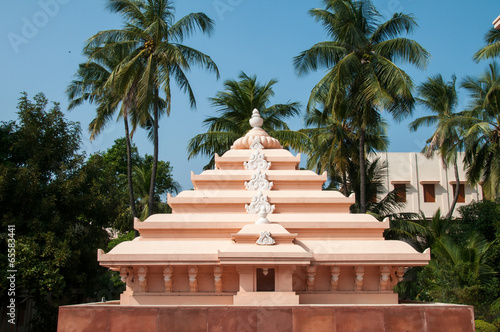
132 161 180 220
409 75 464 219
474 28 500 62
294 0 429 213
303 89 388 197
460 63 500 200
304 107 356 196
85 0 219 216
187 72 309 169
67 46 140 219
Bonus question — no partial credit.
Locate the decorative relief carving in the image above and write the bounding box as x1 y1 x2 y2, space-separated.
249 137 264 150
245 191 275 214
256 230 275 245
188 266 198 292
137 266 148 292
244 151 271 170
213 266 223 293
307 265 317 291
163 266 173 292
255 205 270 224
245 170 273 191
354 266 364 291
330 265 340 291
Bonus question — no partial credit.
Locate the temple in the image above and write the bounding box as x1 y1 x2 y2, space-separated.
97 109 430 306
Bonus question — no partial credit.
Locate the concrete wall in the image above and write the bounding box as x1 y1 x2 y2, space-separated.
372 152 483 218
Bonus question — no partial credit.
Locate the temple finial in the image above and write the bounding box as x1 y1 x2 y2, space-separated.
249 109 263 129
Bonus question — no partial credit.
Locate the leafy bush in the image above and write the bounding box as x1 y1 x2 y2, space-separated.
458 201 500 241
475 320 497 332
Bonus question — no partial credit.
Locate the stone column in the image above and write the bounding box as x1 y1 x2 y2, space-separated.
163 266 173 292
330 265 340 291
354 266 364 291
213 266 223 293
137 266 148 292
188 266 198 292
379 266 391 291
306 265 317 291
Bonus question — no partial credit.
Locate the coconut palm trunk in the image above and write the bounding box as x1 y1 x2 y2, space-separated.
148 89 160 217
359 127 367 213
447 159 460 219
124 115 137 218
342 170 349 197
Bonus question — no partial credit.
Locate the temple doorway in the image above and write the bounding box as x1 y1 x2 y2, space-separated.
256 268 275 291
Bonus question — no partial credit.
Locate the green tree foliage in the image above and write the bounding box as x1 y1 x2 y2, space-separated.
67 45 141 219
294 0 429 212
460 63 500 200
85 0 219 216
303 89 388 197
409 74 464 219
188 72 308 169
474 28 500 62
0 93 126 331
475 320 497 332
393 204 500 324
132 155 181 220
0 93 180 330
458 200 500 242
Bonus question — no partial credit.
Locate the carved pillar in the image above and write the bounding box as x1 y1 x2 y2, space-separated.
390 266 405 287
396 266 405 282
306 265 317 291
330 265 340 291
188 266 198 292
213 266 223 293
120 267 134 289
137 266 148 292
379 266 391 290
354 266 364 291
163 266 173 292
120 267 128 284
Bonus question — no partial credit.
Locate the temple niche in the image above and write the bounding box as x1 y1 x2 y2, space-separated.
97 109 430 306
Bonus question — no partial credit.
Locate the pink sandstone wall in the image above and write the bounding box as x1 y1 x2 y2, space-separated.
58 304 475 332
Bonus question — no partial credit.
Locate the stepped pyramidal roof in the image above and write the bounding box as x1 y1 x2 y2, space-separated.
98 109 430 305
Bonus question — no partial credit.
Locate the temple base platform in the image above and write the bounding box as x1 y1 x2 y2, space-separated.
57 302 475 331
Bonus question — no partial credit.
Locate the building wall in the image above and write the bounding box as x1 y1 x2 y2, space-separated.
372 152 483 218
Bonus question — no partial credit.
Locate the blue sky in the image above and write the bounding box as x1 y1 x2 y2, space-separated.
0 0 498 190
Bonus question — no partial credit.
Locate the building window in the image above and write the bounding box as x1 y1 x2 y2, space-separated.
393 184 406 203
423 184 435 203
452 184 465 203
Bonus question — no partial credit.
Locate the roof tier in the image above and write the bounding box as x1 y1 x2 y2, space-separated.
99 108 429 273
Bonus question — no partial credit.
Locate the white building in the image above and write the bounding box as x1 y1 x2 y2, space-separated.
373 152 483 218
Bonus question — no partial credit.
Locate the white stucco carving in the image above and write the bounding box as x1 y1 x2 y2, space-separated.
245 170 273 191
256 230 275 245
244 151 271 170
249 137 264 150
245 191 275 214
